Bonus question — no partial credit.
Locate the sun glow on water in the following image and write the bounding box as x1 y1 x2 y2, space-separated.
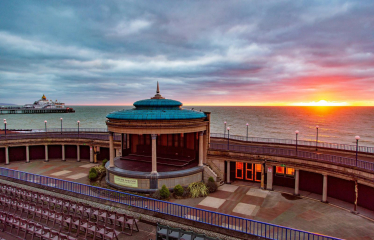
291 100 349 106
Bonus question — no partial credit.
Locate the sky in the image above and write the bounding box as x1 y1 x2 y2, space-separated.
0 0 374 106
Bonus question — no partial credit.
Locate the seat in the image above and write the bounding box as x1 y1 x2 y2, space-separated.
156 224 169 240
49 229 60 240
103 226 121 240
124 215 139 236
167 227 182 240
75 203 89 218
24 222 36 240
106 211 116 227
9 215 21 235
47 210 57 225
97 209 108 224
40 208 50 224
16 219 28 239
89 207 99 222
60 214 72 234
84 221 97 239
70 216 81 237
193 233 206 240
180 230 194 240
77 219 89 237
69 202 78 215
52 212 64 229
95 225 106 239
21 202 33 218
0 212 7 232
59 232 78 240
62 199 71 213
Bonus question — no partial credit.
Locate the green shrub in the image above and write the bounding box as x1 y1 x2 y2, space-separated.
93 166 105 175
102 159 108 167
160 185 170 199
174 184 184 197
206 181 218 193
188 182 208 198
89 167 97 175
208 177 215 182
88 172 98 180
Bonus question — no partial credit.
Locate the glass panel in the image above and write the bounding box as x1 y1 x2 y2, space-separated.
254 164 262 182
245 163 253 181
236 162 243 179
276 166 285 175
286 168 295 176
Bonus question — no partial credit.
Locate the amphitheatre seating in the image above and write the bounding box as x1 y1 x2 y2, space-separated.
0 182 140 239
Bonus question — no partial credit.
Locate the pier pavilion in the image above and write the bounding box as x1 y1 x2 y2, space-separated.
105 83 210 192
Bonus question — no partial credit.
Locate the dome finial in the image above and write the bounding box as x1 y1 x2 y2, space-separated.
151 82 165 99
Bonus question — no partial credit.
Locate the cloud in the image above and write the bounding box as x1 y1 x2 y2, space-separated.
0 0 373 105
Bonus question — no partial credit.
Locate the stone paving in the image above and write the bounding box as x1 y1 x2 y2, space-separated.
3 160 374 239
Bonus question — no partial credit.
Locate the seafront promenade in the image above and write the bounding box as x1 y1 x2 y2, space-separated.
1 129 374 239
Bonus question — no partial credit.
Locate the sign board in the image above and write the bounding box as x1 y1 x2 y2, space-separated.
114 176 138 188
280 164 286 167
268 167 272 173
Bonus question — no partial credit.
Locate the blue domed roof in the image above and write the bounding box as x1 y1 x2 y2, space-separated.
134 99 182 108
106 84 206 120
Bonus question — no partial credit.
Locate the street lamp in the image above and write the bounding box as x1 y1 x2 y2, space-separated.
246 123 249 141
60 118 63 134
316 126 319 151
3 119 6 136
295 130 299 154
224 121 227 138
77 120 80 135
44 120 47 133
227 127 230 150
355 136 360 167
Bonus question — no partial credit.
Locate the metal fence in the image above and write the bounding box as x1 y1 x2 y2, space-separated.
0 167 341 240
210 143 374 172
0 132 121 141
210 133 374 154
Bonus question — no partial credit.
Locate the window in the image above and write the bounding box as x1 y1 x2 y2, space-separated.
276 166 285 175
286 168 295 176
236 162 243 179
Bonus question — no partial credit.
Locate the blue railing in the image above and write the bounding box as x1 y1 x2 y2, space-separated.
210 133 374 154
210 143 374 171
0 133 121 141
0 167 341 240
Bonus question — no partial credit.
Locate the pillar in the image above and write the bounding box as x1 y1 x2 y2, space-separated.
90 146 94 163
77 145 80 162
5 146 9 165
203 132 208 164
151 134 157 174
199 131 204 167
26 145 30 163
266 166 273 190
44 145 48 162
322 174 328 203
62 145 65 161
109 132 114 168
226 161 231 184
261 163 265 189
354 180 358 213
295 169 300 196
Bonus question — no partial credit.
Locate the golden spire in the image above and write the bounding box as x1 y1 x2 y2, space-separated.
151 81 165 99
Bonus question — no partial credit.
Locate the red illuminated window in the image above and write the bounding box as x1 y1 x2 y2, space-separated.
236 162 243 179
286 168 295 176
254 164 262 182
276 166 285 175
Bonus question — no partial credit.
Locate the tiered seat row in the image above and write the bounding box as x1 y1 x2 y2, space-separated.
0 183 140 239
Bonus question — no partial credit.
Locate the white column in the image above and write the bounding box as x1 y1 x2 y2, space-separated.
5 146 9 165
151 134 157 174
226 161 231 183
199 131 204 167
322 174 328 203
77 145 80 162
295 169 300 195
109 132 114 168
45 145 48 162
90 146 94 163
266 166 273 190
26 145 30 163
62 145 65 161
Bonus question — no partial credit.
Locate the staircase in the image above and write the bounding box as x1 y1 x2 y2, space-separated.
205 160 225 186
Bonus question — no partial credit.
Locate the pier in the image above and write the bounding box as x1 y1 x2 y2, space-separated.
0 107 75 114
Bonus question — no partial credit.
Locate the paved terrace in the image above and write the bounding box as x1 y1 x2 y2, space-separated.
3 159 374 239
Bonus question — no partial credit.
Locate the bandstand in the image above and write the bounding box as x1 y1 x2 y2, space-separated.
105 83 210 192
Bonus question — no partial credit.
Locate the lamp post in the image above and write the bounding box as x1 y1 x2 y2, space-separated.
224 121 227 138
355 136 360 167
316 126 319 151
295 130 299 154
246 123 249 141
77 120 80 135
44 120 47 133
3 119 6 136
60 118 63 134
227 127 230 150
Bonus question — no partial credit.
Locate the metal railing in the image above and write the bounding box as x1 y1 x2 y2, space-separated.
0 133 121 141
210 143 374 172
211 133 374 154
0 167 341 240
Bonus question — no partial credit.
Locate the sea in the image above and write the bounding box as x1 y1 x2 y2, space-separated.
1 106 374 146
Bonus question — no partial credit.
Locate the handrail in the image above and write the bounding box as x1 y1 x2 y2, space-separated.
209 143 374 172
0 167 341 240
210 133 374 154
